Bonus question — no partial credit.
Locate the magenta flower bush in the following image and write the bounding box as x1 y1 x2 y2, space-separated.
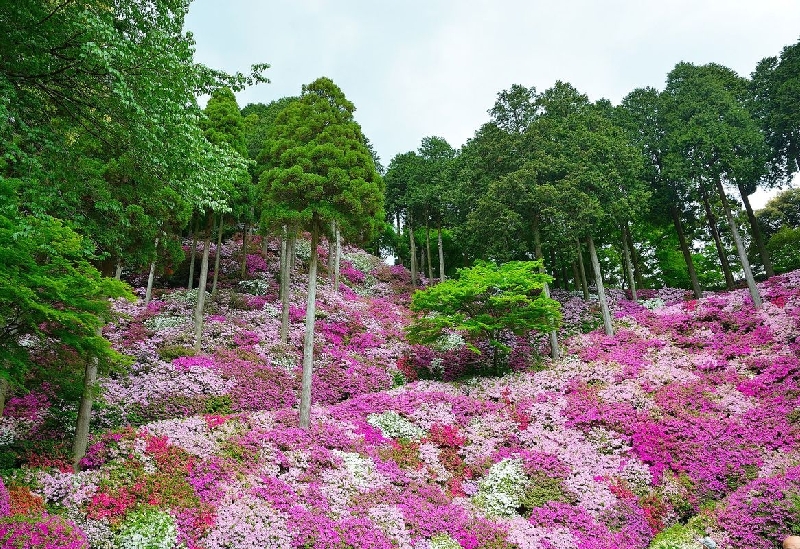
3 235 800 548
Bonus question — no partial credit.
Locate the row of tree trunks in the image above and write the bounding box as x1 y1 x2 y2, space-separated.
671 206 703 299
408 213 418 287
700 184 735 290
737 182 774 278
587 235 614 336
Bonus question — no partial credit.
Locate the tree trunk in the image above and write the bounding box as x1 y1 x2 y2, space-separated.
299 222 320 428
700 185 735 290
533 219 560 360
193 220 212 352
144 237 159 307
72 332 100 471
334 222 341 291
621 224 637 302
437 223 445 282
114 261 123 281
549 248 560 289
289 233 297 272
588 235 614 336
328 221 336 278
240 221 249 279
211 216 224 300
737 182 774 278
408 213 418 287
0 377 8 417
425 225 433 281
716 178 763 307
280 228 292 345
188 217 198 290
625 225 644 289
671 206 702 299
576 239 590 300
572 261 581 293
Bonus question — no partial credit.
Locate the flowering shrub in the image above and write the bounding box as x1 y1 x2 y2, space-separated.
114 507 177 549
0 514 88 549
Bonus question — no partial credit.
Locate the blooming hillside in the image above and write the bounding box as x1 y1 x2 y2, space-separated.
1 236 799 548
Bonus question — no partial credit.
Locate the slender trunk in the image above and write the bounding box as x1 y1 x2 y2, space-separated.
671 206 702 299
211 216 224 300
193 220 212 352
621 224 637 302
280 227 291 345
549 248 559 289
299 222 320 428
715 178 763 308
240 221 249 279
737 182 774 278
420 244 427 281
576 239 590 300
144 237 159 307
437 223 445 282
588 235 614 336
289 233 297 272
625 225 644 289
328 221 336 279
72 330 100 471
533 219 560 360
334 222 341 291
700 185 735 289
408 213 418 286
425 224 433 281
114 261 123 281
0 377 8 417
188 217 198 290
572 261 581 293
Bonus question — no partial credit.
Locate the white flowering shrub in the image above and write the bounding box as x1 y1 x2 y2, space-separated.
367 411 425 441
472 458 528 517
334 450 376 489
642 298 665 310
114 507 178 549
433 332 465 352
430 532 463 549
144 316 188 332
169 288 210 306
238 276 272 296
294 238 311 262
343 250 380 274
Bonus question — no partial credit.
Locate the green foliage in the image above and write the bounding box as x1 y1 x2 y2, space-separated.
766 226 800 273
0 181 133 385
407 260 561 355
156 345 198 362
115 506 178 549
259 77 384 243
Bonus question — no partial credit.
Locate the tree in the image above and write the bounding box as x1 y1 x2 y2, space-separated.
407 260 561 372
0 180 132 465
662 62 766 306
260 77 383 428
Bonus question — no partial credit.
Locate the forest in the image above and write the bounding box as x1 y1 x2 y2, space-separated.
1 1 800 548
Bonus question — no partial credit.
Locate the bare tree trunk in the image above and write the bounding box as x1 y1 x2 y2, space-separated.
280 227 292 345
328 221 336 278
671 206 702 298
188 217 198 290
425 224 433 281
437 223 445 282
716 178 763 308
625 225 644 289
289 233 297 272
144 237 159 307
0 378 8 417
587 235 614 336
114 261 123 281
193 219 213 352
299 222 320 428
572 261 581 293
576 239 590 300
700 185 735 290
408 213 418 287
621 224 637 302
211 216 224 300
737 182 774 278
240 221 249 279
72 330 100 471
533 219 560 360
334 222 341 291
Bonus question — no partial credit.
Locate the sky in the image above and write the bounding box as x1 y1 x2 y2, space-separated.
184 0 800 208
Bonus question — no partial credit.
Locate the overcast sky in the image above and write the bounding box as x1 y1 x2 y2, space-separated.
184 0 800 207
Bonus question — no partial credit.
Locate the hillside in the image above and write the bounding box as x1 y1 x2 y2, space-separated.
1 234 799 548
